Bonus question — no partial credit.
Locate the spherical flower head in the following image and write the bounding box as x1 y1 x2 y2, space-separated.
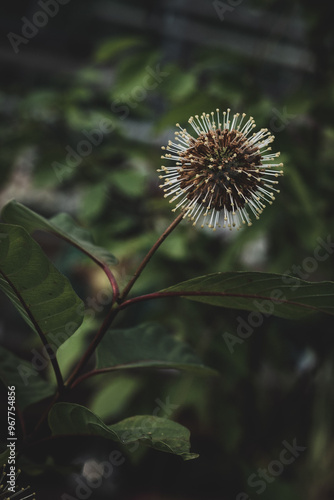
158 109 283 230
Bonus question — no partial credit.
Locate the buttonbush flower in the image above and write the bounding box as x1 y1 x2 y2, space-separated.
158 109 283 230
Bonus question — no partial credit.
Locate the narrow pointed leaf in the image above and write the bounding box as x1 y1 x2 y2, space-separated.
0 345 55 410
1 199 117 266
0 224 83 342
160 272 334 320
95 323 217 375
49 403 198 460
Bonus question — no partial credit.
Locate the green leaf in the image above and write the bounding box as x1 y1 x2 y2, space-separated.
1 199 117 266
111 50 159 100
95 323 217 375
0 224 84 342
160 272 334 320
109 169 147 197
162 70 197 101
56 320 93 378
0 345 55 410
90 375 141 420
95 36 145 63
49 403 198 460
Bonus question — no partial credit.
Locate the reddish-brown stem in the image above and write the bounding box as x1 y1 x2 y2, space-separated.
70 368 116 389
117 211 185 304
65 306 120 388
118 290 332 316
70 360 180 389
101 262 119 305
65 212 185 388
49 231 120 305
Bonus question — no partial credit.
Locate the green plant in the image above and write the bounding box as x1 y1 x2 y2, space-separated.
1 110 333 478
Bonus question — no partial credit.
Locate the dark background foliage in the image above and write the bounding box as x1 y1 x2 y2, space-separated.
1 0 334 498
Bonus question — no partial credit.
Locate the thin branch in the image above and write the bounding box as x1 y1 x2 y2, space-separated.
50 232 120 304
100 262 119 305
66 212 185 388
70 368 114 389
118 211 185 303
70 360 186 389
65 306 120 388
118 290 333 316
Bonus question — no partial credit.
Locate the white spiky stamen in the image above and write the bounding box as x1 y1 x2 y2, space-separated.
158 109 283 231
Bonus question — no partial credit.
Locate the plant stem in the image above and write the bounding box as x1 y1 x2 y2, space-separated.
66 211 185 388
65 306 120 388
118 211 185 304
43 342 65 395
69 368 115 389
52 233 120 305
101 263 120 305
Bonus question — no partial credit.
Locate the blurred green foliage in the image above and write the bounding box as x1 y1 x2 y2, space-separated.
1 0 334 498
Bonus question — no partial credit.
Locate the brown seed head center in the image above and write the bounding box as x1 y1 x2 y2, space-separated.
179 129 263 211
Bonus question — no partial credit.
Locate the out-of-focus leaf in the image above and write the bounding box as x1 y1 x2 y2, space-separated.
90 375 141 420
49 403 198 460
110 51 160 100
80 183 109 222
162 70 197 101
286 166 314 218
95 36 146 62
0 345 55 410
109 169 147 197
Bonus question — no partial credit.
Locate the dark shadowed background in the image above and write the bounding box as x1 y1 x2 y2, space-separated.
1 0 334 498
